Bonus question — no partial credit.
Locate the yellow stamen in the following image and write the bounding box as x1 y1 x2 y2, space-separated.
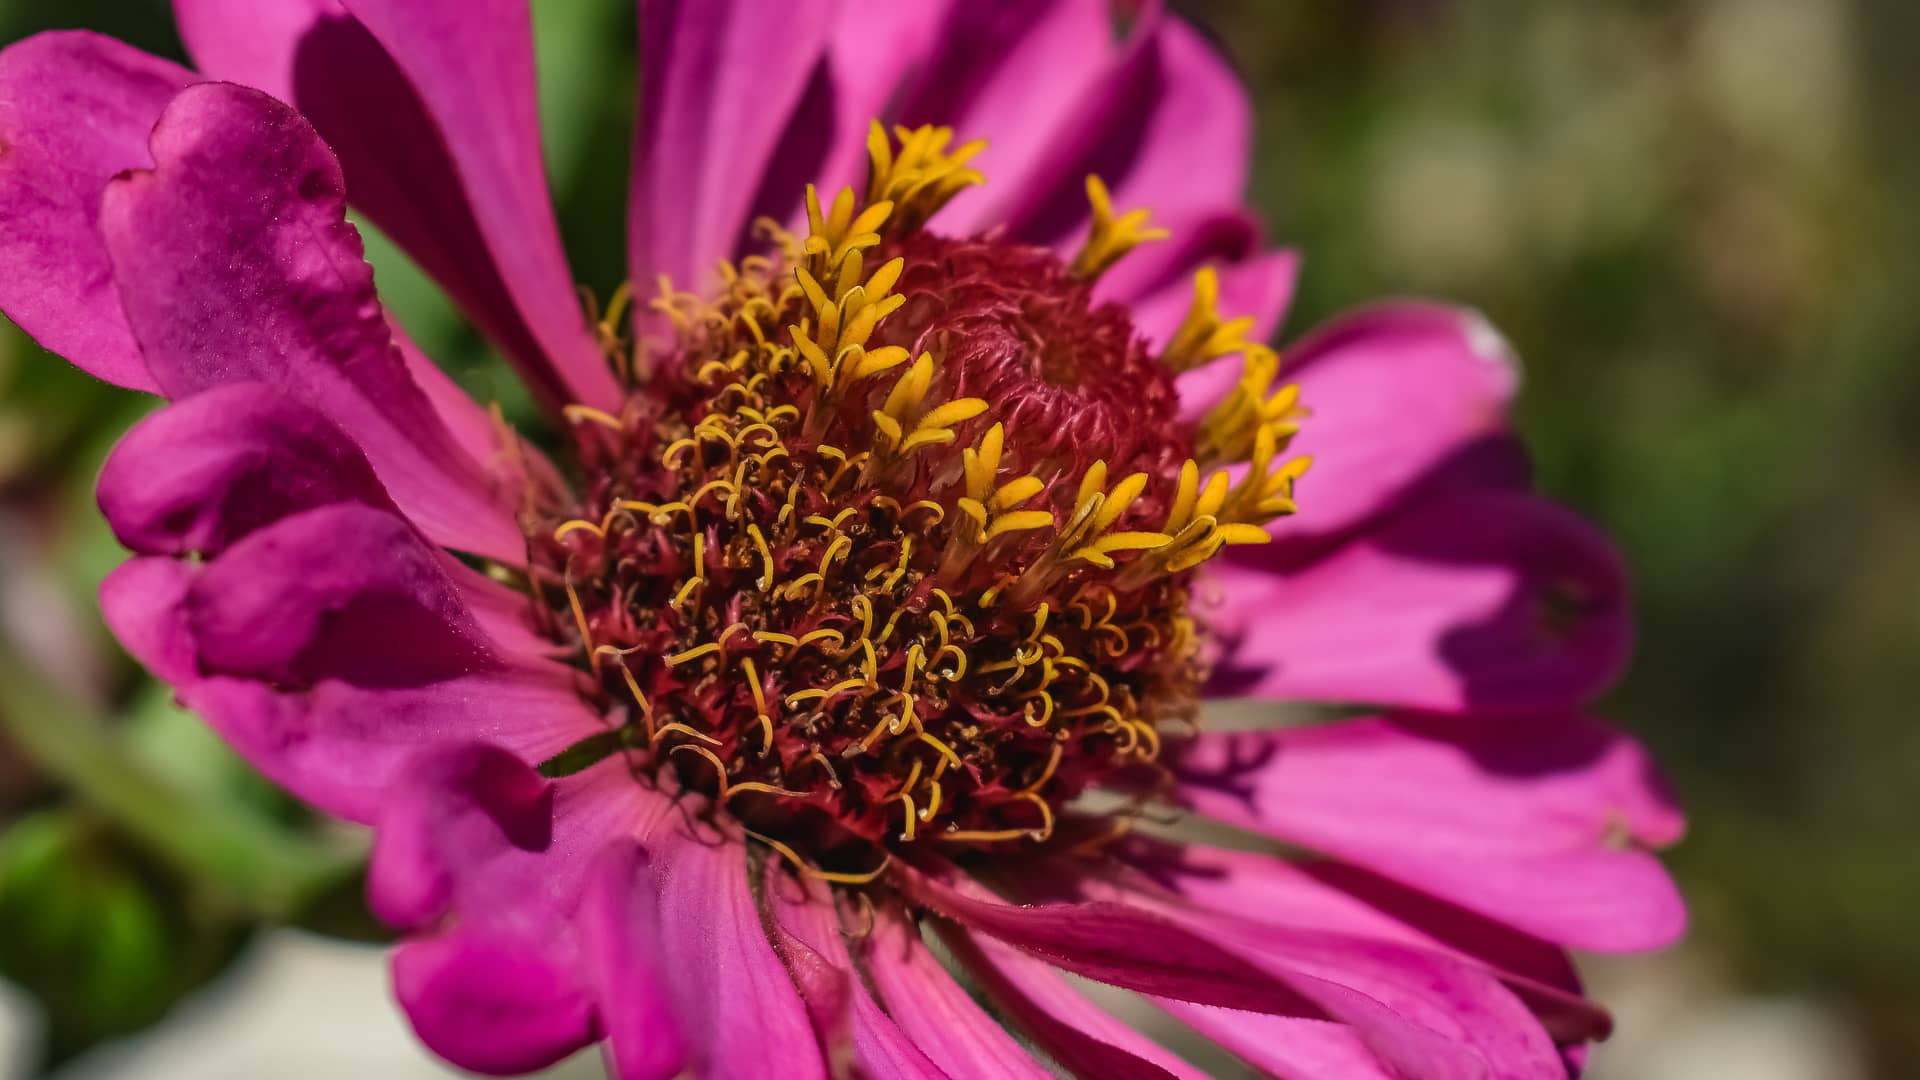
1071 174 1169 279
1162 266 1261 373
866 121 987 235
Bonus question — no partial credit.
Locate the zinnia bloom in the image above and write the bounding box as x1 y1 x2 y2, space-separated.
0 2 1684 1077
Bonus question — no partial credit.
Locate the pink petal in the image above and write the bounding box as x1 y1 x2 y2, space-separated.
98 557 196 685
367 742 555 929
1278 302 1524 539
940 925 1209 1079
577 841 690 1080
97 82 525 563
644 829 827 1080
164 504 599 821
1211 919 1565 1080
1002 17 1252 249
370 747 674 1074
1033 861 1561 1079
755 881 853 1070
0 32 191 391
1209 490 1631 714
898 0 1123 236
862 905 1049 1078
97 383 393 558
630 0 836 298
1162 1010 1395 1080
368 741 668 933
437 555 569 663
1116 838 1607 1040
387 319 538 490
173 0 617 411
783 0 963 215
393 928 598 1076
343 0 616 407
1170 714 1688 952
768 878 946 1080
897 864 1323 1017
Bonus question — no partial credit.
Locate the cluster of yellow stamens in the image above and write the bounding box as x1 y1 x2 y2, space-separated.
530 122 1310 881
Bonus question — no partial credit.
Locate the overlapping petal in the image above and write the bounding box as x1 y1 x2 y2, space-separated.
1169 714 1687 951
0 32 191 391
98 383 394 558
643 828 828 1080
1115 838 1609 1041
370 745 673 1075
98 81 526 562
630 0 836 296
941 926 1210 1079
862 906 1050 1078
999 17 1252 247
1208 489 1632 713
173 0 616 410
769 878 947 1080
895 0 1123 236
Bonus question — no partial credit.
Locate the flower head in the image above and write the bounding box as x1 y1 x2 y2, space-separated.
0 3 1683 1078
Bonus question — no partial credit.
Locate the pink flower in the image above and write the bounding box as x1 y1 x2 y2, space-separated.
0 2 1683 1077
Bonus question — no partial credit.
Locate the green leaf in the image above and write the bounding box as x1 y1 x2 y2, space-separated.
537 727 630 778
0 811 249 1067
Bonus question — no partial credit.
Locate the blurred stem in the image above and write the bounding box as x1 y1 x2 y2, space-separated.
0 649 361 920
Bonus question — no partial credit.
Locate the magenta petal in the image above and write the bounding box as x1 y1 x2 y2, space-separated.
1026 862 1553 1078
389 329 501 479
173 0 616 411
98 383 392 558
631 0 836 298
941 926 1208 1080
0 32 191 391
1092 19 1250 217
1003 18 1252 248
369 748 676 1074
340 0 615 408
171 504 597 820
1165 1011 1394 1080
1170 715 1687 952
185 505 491 688
1283 302 1522 539
98 557 197 684
393 929 597 1077
97 82 525 563
580 841 689 1080
862 906 1049 1078
366 742 554 928
769 879 946 1080
899 864 1322 1018
367 741 668 938
1212 490 1631 713
1116 837 1607 1041
644 829 827 1080
1211 921 1564 1080
898 0 1121 235
785 1 962 215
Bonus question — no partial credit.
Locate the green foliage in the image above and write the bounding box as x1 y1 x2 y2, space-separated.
0 811 247 1066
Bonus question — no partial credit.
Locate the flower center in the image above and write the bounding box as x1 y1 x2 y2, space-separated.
526 125 1310 880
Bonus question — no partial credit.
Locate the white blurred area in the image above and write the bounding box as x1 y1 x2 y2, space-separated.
1585 948 1869 1080
0 931 601 1080
0 932 1872 1080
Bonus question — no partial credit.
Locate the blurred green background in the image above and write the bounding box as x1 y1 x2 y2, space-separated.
1 0 1915 1076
